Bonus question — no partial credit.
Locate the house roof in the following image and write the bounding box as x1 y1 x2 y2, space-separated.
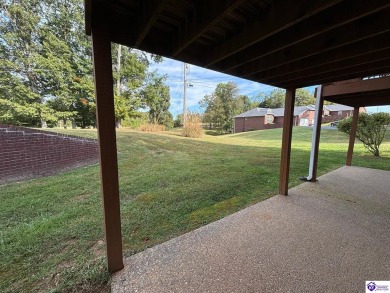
85 0 390 92
234 105 315 118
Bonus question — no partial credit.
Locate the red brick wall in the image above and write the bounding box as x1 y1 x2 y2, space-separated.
0 125 99 184
234 116 283 133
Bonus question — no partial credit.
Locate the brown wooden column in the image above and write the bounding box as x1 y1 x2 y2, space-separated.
309 88 324 182
91 2 124 273
279 88 296 195
346 107 359 166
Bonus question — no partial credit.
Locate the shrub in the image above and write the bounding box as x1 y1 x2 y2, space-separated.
122 113 148 129
139 123 166 132
182 114 203 138
337 112 390 156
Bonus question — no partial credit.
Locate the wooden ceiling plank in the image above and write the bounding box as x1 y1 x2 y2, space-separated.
263 49 390 85
247 34 390 83
276 61 390 88
322 76 390 97
172 0 246 57
266 65 390 88
212 0 390 72
204 0 342 67
134 0 169 48
233 10 390 78
325 94 390 107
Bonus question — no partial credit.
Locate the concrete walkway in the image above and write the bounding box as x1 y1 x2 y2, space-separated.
112 166 390 292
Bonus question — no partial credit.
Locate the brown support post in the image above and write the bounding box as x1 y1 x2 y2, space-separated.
91 3 124 273
310 89 324 182
346 107 359 166
279 88 296 195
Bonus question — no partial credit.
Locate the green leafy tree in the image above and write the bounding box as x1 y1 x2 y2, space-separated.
0 0 95 128
174 114 183 127
112 44 163 127
295 88 316 106
258 88 315 108
338 112 390 156
199 82 245 132
258 88 285 108
140 73 173 128
0 1 48 126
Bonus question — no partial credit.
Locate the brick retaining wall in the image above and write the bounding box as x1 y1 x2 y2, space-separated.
0 125 99 184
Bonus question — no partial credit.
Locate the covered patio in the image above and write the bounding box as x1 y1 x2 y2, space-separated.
84 0 390 276
112 166 390 292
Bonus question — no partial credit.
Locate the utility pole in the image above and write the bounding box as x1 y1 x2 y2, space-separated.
183 62 187 126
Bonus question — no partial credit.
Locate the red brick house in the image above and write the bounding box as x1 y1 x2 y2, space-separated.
234 104 365 133
234 105 315 133
322 104 366 123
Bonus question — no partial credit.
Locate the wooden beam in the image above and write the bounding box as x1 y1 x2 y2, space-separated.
240 32 390 86
346 107 360 166
322 76 390 97
279 88 296 196
85 0 91 35
134 0 168 48
274 66 390 89
276 58 390 89
205 0 341 67
172 0 245 57
213 0 390 73
91 2 124 273
326 92 390 107
230 9 390 78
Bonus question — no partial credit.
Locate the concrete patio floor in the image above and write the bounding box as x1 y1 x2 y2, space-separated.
112 166 390 292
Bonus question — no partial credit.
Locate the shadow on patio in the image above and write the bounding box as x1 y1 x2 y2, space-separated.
112 166 390 292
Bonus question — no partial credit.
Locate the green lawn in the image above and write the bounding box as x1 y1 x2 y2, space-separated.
1 127 389 292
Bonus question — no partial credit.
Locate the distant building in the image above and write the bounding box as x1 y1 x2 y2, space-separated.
322 104 366 123
234 104 366 133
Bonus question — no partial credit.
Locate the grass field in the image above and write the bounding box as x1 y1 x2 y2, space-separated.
1 127 389 292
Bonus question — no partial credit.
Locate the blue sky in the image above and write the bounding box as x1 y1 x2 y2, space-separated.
150 57 390 118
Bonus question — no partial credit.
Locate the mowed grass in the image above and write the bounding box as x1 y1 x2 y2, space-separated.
1 127 389 292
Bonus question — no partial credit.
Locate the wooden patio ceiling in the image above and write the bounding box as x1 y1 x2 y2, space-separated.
86 0 390 89
320 76 390 107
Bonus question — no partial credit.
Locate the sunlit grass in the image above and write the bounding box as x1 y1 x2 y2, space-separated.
1 127 389 292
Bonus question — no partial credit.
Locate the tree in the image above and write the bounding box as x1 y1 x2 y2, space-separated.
112 44 163 128
0 0 95 128
337 112 390 156
0 0 163 129
258 88 285 108
257 88 315 108
174 114 183 127
0 1 49 126
199 82 247 132
140 73 173 128
295 88 316 106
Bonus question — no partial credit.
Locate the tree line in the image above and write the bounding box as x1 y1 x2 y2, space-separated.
199 82 316 132
0 0 173 129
